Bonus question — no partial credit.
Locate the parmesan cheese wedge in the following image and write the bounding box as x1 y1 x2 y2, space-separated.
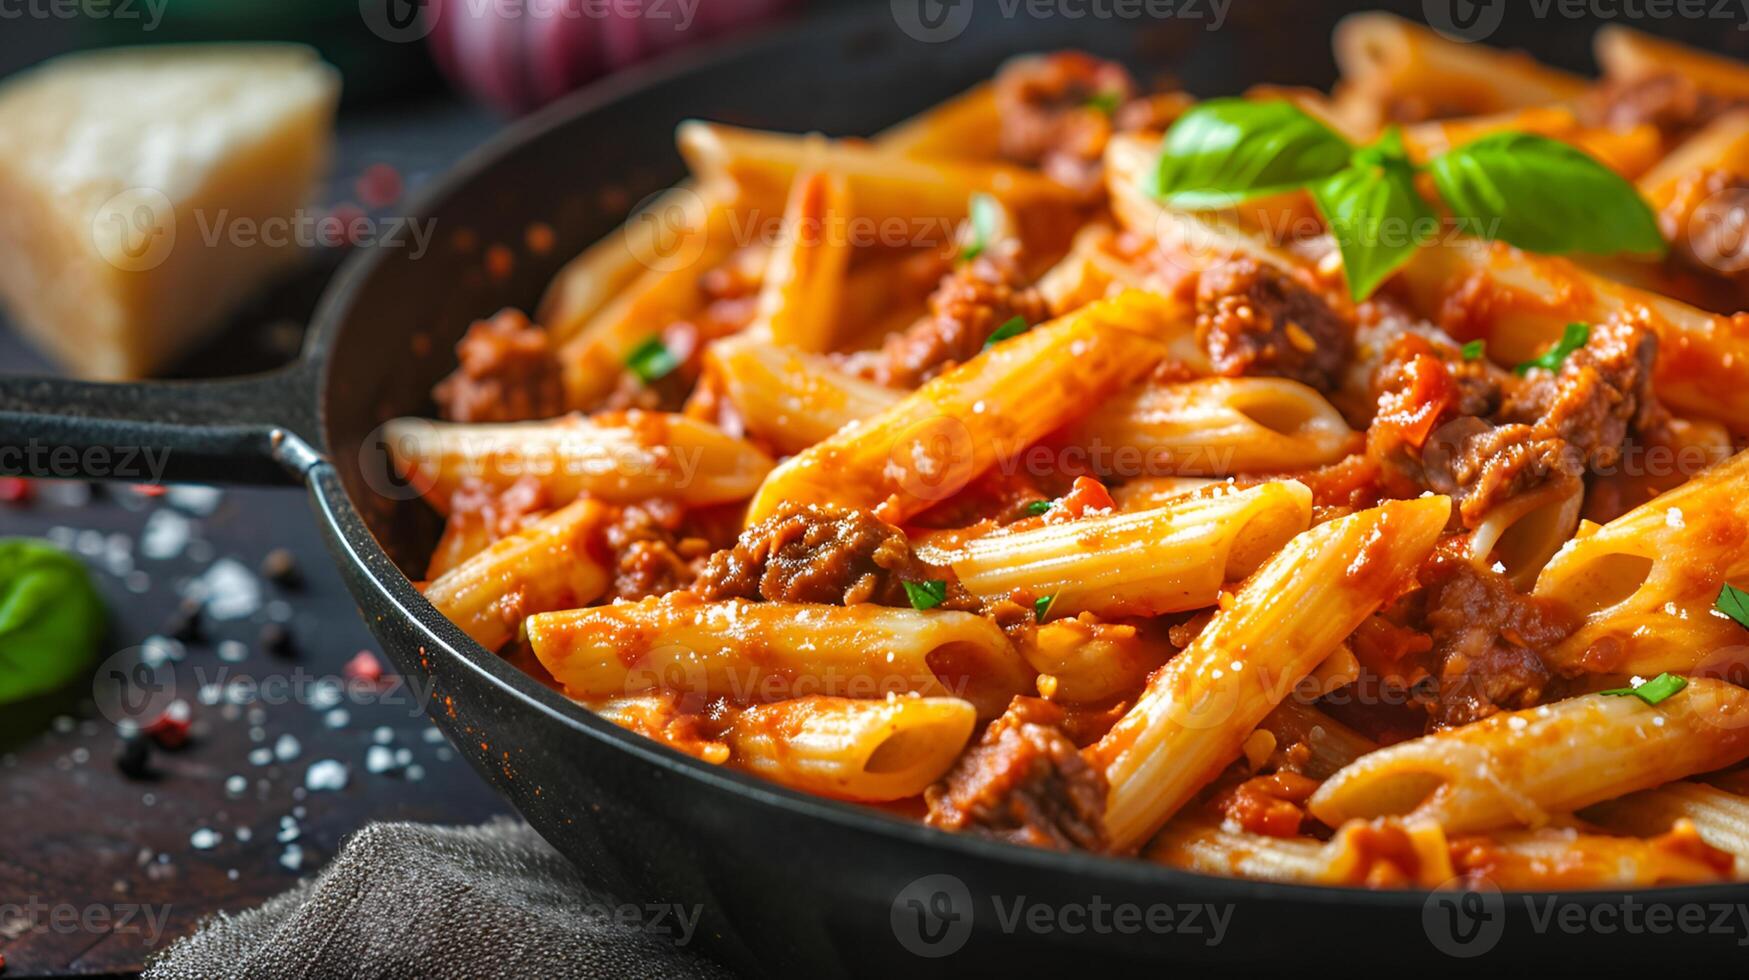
0 45 340 378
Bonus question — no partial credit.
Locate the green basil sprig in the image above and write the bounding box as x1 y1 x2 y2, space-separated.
0 539 106 704
1148 99 1667 301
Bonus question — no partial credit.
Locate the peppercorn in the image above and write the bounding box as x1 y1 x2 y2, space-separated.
259 548 303 590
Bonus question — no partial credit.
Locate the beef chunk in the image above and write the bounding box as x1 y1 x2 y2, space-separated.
1590 72 1746 143
603 503 713 601
995 51 1139 196
1195 259 1350 392
925 697 1108 851
693 504 977 609
432 310 564 423
1415 555 1573 728
860 249 1051 388
1502 318 1662 470
1420 419 1584 527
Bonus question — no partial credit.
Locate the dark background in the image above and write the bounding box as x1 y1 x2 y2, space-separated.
0 0 1743 976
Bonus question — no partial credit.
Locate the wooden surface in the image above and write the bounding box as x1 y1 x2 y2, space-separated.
0 98 513 978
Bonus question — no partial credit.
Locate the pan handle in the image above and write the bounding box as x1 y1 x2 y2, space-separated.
0 358 323 487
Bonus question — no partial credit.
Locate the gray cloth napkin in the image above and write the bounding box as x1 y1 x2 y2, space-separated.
144 819 734 980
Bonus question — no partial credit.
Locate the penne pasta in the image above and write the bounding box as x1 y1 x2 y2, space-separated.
1597 24 1749 98
1585 781 1749 868
384 411 774 513
1258 700 1377 779
729 694 977 802
1308 680 1749 834
705 334 901 454
950 481 1313 619
525 594 1034 718
1025 619 1172 703
744 291 1175 526
747 163 854 352
1092 494 1451 852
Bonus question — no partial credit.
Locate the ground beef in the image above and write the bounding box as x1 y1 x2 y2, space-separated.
1420 419 1584 528
1502 318 1662 471
1590 72 1746 143
1412 554 1573 728
602 503 713 601
692 503 978 609
925 697 1108 851
995 51 1139 196
432 310 564 423
859 250 1051 388
1194 259 1350 392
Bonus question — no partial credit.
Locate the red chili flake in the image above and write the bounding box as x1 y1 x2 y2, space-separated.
344 650 385 686
144 700 193 750
355 163 403 209
131 483 168 497
0 477 29 504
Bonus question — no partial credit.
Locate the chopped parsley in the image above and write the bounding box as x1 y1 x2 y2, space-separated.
625 336 680 384
1085 90 1123 116
1034 593 1058 622
1718 583 1749 630
1461 339 1486 361
961 192 1000 263
903 580 948 611
984 315 1029 349
1514 322 1589 376
1599 672 1688 706
1026 499 1053 517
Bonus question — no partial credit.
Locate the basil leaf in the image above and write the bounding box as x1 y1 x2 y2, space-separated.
1429 132 1666 257
625 336 679 384
0 539 106 704
1310 154 1436 302
903 580 947 611
1461 339 1486 361
1026 500 1053 517
1599 672 1688 706
961 192 1000 262
984 315 1029 349
1034 594 1057 621
1148 98 1353 209
1718 583 1749 629
1514 322 1591 376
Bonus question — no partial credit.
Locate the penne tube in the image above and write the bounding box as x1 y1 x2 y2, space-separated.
1396 236 1749 432
951 481 1313 619
1146 816 1333 883
1639 110 1749 215
1403 106 1662 178
744 291 1174 526
1585 781 1749 867
729 694 977 802
1332 13 1587 127
1025 619 1173 704
676 122 1084 225
1308 680 1749 834
582 691 734 764
1445 824 1738 888
1060 378 1359 477
1110 476 1219 511
748 164 854 352
421 498 611 652
1533 448 1749 676
1466 476 1583 589
1259 699 1377 779
876 83 1004 161
705 334 901 454
1092 494 1451 852
384 411 774 513
1597 25 1749 98
525 595 1034 718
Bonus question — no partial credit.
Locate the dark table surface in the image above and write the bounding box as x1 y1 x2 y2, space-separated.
0 96 518 978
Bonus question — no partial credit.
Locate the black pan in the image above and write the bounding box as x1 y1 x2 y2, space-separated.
4 3 1746 975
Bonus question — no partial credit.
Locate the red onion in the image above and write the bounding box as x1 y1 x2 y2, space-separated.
427 0 804 114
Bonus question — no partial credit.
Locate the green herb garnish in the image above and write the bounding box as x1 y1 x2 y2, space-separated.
1718 583 1749 629
1026 500 1053 517
961 192 1000 263
1147 99 1666 301
984 315 1029 349
625 336 680 384
0 539 106 705
1461 339 1486 361
1034 594 1058 622
1085 90 1123 116
1514 322 1590 376
904 580 948 611
1599 672 1688 706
